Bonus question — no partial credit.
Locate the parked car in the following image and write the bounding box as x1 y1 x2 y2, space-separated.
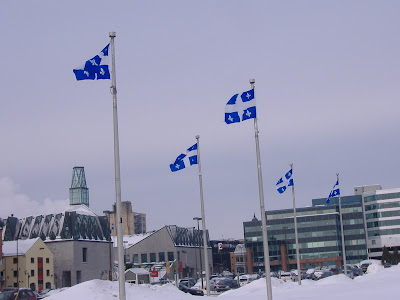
303 273 318 281
178 284 204 296
0 289 37 300
179 278 197 288
215 278 239 292
351 266 362 277
319 270 334 279
360 263 371 273
278 271 292 282
384 262 391 268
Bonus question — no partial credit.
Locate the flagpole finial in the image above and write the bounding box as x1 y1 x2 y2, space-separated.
109 32 116 38
290 162 293 168
249 78 255 84
196 135 200 139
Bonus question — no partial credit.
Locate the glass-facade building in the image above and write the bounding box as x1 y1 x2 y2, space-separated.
244 195 368 272
363 188 400 259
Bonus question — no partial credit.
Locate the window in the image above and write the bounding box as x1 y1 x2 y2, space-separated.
31 258 34 263
158 252 165 262
14 270 18 277
133 254 139 264
125 254 130 263
82 248 88 262
141 253 148 263
46 270 50 276
167 252 174 261
77 271 82 284
13 257 18 264
150 253 156 263
31 270 34 276
46 258 50 263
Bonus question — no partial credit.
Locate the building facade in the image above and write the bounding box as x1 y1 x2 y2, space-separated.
119 225 212 280
244 195 368 272
0 238 54 291
362 187 400 259
104 201 146 235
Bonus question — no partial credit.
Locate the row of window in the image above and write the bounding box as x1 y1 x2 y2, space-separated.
364 192 400 203
368 227 400 236
13 257 50 264
11 270 51 277
367 218 400 228
128 251 175 264
365 201 400 211
366 210 400 220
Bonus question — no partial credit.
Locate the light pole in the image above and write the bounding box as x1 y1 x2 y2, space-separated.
193 217 203 289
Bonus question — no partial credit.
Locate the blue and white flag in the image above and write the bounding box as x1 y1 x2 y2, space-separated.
73 44 111 80
225 89 256 124
276 168 293 194
327 180 340 203
170 143 198 172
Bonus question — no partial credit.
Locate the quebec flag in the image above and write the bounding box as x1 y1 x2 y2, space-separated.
276 168 293 194
170 143 198 172
327 180 340 203
225 89 256 124
73 44 111 80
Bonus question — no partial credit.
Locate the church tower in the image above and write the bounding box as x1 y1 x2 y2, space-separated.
69 166 89 206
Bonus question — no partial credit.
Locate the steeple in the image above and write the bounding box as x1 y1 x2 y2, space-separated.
69 166 89 206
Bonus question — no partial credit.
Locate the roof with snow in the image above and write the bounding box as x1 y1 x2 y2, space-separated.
2 205 109 243
2 237 40 256
125 268 150 275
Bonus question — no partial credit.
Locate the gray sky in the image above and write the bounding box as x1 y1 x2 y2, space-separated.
1 1 399 239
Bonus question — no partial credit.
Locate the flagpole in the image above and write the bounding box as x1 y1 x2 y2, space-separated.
290 163 301 285
337 173 348 276
195 135 211 296
109 31 126 300
251 79 272 300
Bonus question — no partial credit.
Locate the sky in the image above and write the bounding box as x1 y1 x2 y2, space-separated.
1 1 399 240
44 263 400 299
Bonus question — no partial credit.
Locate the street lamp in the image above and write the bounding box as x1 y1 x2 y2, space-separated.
193 217 203 289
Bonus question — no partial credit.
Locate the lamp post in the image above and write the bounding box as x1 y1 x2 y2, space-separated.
193 217 203 289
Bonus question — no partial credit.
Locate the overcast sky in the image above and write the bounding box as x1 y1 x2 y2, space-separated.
1 1 399 240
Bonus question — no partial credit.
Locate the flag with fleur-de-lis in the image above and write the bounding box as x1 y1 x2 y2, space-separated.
225 89 256 124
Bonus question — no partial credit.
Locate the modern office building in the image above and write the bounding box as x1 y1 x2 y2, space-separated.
361 187 400 259
244 193 368 272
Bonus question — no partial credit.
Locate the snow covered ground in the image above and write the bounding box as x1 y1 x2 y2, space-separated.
45 264 400 300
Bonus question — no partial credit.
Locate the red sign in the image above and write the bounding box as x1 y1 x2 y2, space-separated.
178 261 183 273
149 270 159 277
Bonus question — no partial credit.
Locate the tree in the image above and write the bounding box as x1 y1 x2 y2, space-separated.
392 247 399 265
381 246 391 264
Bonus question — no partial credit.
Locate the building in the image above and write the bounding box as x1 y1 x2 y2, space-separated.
0 238 54 291
231 244 248 274
117 225 212 280
2 167 112 288
210 239 242 274
104 201 146 235
244 192 368 272
361 186 400 259
125 268 151 284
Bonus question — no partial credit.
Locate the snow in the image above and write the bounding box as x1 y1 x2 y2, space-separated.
44 264 400 300
112 232 155 248
2 237 39 256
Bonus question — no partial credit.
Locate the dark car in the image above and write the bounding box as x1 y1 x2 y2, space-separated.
361 263 371 273
179 278 197 288
0 289 37 300
178 284 204 296
303 273 318 281
384 262 391 268
319 271 334 279
215 278 239 292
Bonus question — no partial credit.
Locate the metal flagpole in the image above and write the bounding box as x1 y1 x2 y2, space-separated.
290 163 301 285
109 31 126 300
337 173 348 276
250 79 272 300
195 135 211 296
